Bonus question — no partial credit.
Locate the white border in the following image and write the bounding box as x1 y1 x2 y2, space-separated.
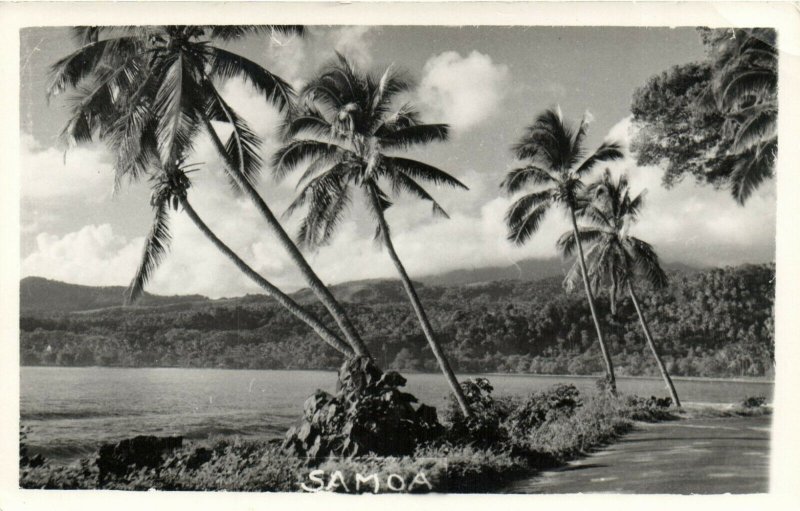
1 2 798 510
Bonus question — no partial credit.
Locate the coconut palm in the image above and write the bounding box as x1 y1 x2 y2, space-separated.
48 25 370 359
501 108 623 391
705 28 777 204
559 169 681 406
135 158 354 357
272 54 472 417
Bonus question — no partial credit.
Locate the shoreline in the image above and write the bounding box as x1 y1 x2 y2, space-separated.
19 365 775 385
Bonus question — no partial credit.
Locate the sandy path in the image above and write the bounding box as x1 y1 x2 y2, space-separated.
503 415 770 494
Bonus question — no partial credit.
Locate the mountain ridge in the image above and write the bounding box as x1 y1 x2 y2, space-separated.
20 258 703 313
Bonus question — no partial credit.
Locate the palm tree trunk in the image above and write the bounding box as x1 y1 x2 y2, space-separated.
181 198 354 357
627 282 681 407
368 187 472 418
609 272 618 317
202 116 371 360
570 207 616 391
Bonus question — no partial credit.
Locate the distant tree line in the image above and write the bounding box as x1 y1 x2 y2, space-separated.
20 263 774 379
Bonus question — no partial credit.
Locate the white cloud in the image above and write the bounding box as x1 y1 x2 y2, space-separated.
596 117 776 267
21 133 115 201
329 26 375 69
22 224 142 287
416 50 510 133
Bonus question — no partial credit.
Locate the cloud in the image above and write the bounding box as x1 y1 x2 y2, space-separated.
416 50 510 133
21 133 115 201
22 224 143 287
596 117 776 267
329 26 375 69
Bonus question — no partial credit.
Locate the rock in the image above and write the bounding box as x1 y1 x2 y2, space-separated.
97 435 183 480
185 447 212 470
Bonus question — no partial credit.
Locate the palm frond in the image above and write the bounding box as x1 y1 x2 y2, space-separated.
574 140 624 176
730 140 776 205
731 104 777 154
720 70 777 109
126 197 171 304
208 25 305 41
48 36 139 98
556 227 607 258
506 203 550 246
208 46 294 112
387 172 450 218
378 123 449 150
271 140 349 181
383 156 467 190
626 237 668 289
500 165 554 194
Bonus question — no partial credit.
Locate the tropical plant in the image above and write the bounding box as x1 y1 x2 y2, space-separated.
703 28 777 204
272 54 472 416
501 108 623 391
559 169 681 406
48 25 370 358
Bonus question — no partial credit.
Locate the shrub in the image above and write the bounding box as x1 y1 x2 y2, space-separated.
741 395 767 408
442 378 510 446
283 357 442 460
622 395 677 422
506 384 582 436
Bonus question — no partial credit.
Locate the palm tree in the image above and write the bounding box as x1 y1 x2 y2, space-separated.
501 108 623 391
272 54 472 417
48 25 370 359
704 28 777 204
559 169 681 406
134 159 354 357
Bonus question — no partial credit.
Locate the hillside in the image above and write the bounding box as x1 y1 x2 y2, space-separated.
20 277 207 313
19 264 774 379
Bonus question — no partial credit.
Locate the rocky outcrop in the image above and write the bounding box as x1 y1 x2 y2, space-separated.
97 435 183 480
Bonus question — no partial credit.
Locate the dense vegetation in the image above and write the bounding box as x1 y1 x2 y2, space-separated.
16 382 671 491
20 263 774 378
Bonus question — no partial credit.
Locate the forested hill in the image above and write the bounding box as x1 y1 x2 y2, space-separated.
20 277 207 313
20 263 774 379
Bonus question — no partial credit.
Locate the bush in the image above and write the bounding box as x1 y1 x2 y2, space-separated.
741 395 767 408
622 395 677 422
283 357 442 459
520 391 633 460
442 378 511 446
506 384 582 436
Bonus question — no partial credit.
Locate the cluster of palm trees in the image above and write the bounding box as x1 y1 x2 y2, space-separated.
501 109 680 405
51 25 720 416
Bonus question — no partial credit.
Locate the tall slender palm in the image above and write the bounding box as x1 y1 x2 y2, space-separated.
501 108 623 391
48 25 370 358
559 169 681 406
704 28 777 204
135 160 354 357
272 54 472 416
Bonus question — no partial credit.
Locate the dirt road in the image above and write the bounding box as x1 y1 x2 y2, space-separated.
504 415 770 494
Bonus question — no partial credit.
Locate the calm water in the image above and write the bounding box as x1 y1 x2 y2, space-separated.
20 367 773 464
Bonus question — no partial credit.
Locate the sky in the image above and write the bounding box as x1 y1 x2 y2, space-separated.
18 26 777 298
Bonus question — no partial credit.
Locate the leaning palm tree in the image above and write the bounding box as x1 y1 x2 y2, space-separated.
272 54 472 417
703 28 777 204
48 25 370 358
559 169 681 406
134 158 354 357
501 108 623 391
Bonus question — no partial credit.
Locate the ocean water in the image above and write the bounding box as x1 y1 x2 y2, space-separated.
20 366 773 464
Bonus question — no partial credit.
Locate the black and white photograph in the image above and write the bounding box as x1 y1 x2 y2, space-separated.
3 1 799 503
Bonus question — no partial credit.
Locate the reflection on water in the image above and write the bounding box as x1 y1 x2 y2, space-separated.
20 366 773 464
